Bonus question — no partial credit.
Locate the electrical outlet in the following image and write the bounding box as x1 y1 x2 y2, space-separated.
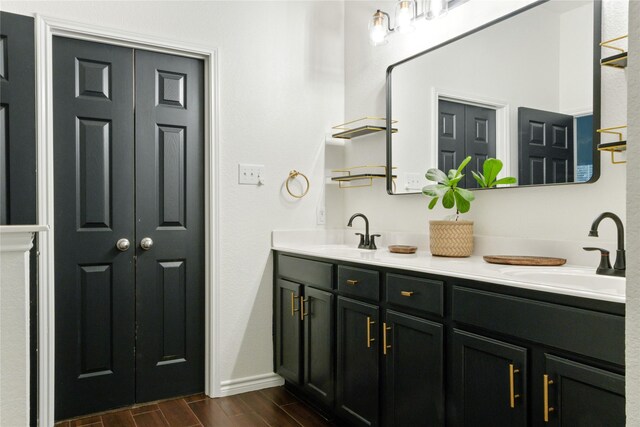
238 164 265 185
406 172 422 190
317 205 326 225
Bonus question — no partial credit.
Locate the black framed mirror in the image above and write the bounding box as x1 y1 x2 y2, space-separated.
386 0 601 194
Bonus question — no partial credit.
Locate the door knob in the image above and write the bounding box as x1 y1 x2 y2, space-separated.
116 238 130 252
140 237 153 251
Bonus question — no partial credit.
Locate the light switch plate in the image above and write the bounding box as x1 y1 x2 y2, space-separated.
406 172 422 191
238 164 265 185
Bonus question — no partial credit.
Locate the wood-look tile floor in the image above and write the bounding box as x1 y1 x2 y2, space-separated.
54 387 338 427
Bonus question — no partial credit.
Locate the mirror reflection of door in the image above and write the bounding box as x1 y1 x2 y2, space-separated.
438 99 496 188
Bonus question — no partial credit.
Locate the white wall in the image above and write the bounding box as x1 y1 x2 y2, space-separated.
626 0 639 423
344 0 627 254
1 0 344 387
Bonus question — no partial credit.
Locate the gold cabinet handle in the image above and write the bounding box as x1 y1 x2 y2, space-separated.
543 374 555 422
300 296 309 320
290 292 299 317
383 322 392 355
366 316 376 348
509 364 521 408
400 291 414 297
346 279 359 286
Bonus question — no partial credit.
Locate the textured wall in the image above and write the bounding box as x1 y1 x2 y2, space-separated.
626 0 639 423
1 1 345 386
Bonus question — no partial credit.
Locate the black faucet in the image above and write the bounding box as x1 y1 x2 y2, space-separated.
583 212 625 277
347 213 380 250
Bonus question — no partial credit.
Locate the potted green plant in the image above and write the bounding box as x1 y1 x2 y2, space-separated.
422 156 516 257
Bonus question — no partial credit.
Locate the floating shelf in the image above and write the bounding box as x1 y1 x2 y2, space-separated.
600 35 628 69
330 165 397 189
331 117 398 140
597 125 627 164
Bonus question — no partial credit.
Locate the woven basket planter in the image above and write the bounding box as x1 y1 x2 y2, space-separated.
429 220 474 257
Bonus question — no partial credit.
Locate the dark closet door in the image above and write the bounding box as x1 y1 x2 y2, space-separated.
134 50 205 402
438 100 465 174
464 105 496 189
53 37 136 420
518 107 574 185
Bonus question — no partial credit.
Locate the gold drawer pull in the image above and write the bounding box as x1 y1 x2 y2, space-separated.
290 292 299 317
383 322 392 355
366 316 376 348
346 279 359 286
543 374 555 422
300 296 309 320
509 364 521 408
400 291 414 297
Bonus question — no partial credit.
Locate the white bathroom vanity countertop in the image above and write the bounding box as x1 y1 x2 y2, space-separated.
272 230 625 304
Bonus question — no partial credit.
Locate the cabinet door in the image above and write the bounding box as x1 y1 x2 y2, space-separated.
543 354 624 426
451 329 527 427
303 286 335 406
275 279 302 384
385 311 444 427
337 297 380 426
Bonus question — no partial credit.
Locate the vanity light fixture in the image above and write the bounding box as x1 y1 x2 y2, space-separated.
369 0 451 45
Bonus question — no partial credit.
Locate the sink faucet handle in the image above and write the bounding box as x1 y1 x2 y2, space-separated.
583 247 612 271
369 234 381 250
355 233 366 249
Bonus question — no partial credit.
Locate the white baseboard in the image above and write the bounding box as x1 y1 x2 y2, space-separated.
218 373 284 397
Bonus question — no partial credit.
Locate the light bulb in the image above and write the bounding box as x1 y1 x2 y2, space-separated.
395 1 416 33
424 0 448 20
368 10 389 46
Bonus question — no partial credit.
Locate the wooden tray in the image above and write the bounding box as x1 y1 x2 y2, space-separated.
483 255 567 266
389 245 418 254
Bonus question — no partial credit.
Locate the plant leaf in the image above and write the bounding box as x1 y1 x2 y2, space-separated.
426 168 448 184
448 175 463 187
454 190 471 213
428 197 439 209
456 187 475 202
482 158 502 187
422 184 449 198
471 171 486 188
442 189 455 209
493 177 517 186
447 169 458 180
456 156 472 176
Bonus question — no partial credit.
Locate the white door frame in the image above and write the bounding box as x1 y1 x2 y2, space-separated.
35 15 220 426
431 87 512 179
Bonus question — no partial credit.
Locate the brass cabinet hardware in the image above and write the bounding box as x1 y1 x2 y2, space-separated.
290 292 299 317
300 297 309 320
543 374 555 422
509 364 521 408
366 316 376 348
400 291 414 297
346 279 359 286
286 170 310 199
383 322 392 355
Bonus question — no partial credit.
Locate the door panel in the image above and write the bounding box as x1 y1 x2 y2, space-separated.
518 107 574 185
451 329 527 427
544 354 624 426
304 286 334 406
464 105 496 188
53 37 135 420
134 50 205 402
438 100 465 174
275 279 302 384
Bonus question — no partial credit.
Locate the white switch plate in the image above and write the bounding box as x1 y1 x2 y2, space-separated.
317 205 326 225
238 164 265 185
406 172 422 190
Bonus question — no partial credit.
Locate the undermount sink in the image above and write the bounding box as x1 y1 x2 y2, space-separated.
499 267 625 296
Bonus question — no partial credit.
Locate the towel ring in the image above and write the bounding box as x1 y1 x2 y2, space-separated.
286 170 310 199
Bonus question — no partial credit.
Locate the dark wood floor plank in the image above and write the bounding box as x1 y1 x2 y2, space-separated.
259 387 298 407
157 399 201 427
229 413 269 427
102 410 136 427
131 404 160 416
54 422 71 427
69 415 102 426
133 410 169 427
216 395 253 417
281 403 332 427
189 399 233 427
183 393 207 404
239 391 301 427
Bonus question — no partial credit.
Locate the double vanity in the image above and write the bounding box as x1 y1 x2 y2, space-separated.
271 231 625 426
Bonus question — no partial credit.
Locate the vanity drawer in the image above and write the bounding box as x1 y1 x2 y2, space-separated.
338 265 380 301
386 274 443 316
452 286 624 365
278 254 333 290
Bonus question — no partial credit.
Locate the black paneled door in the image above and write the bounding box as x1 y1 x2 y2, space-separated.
53 37 204 420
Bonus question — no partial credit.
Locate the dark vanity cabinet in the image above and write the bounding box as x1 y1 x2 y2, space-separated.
273 251 625 426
